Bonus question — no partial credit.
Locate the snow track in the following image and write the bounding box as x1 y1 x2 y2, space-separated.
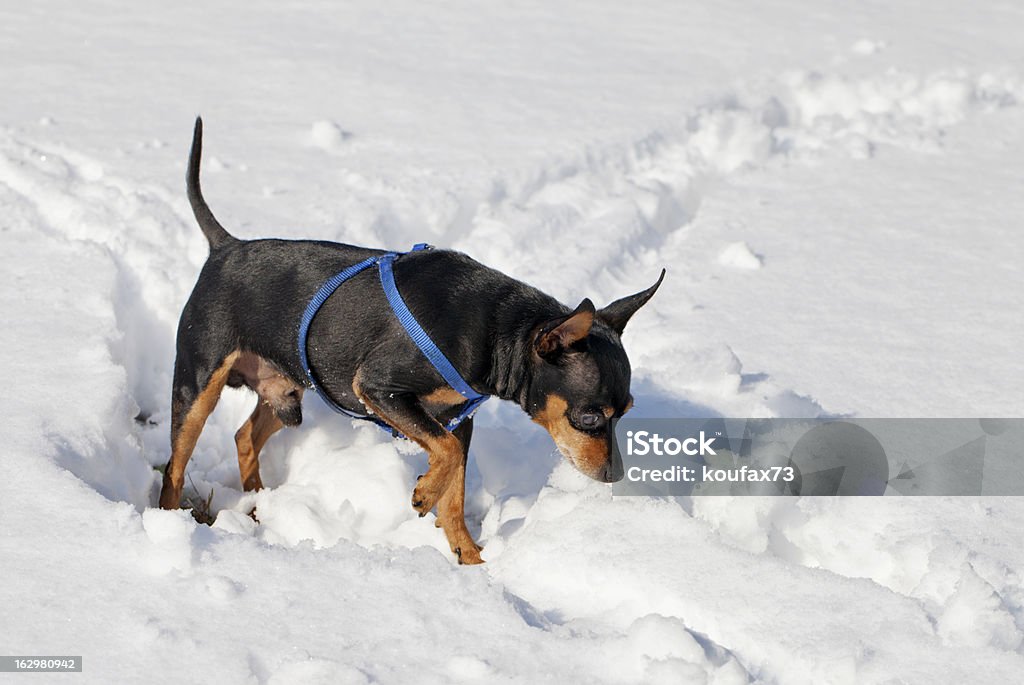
3 5 1024 680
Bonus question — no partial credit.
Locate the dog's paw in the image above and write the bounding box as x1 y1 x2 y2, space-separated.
411 475 443 516
455 544 484 565
450 534 483 565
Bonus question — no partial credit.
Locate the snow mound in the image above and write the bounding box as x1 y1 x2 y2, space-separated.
717 242 763 269
310 120 352 150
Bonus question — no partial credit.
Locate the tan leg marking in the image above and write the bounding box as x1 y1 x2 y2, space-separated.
353 373 480 561
355 378 463 515
234 401 284 492
160 351 240 509
435 454 482 564
419 385 467 406
532 394 609 480
404 432 462 517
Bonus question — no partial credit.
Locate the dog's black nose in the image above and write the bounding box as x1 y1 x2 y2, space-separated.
603 457 624 483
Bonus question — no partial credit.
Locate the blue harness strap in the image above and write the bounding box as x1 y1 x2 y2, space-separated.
297 254 384 427
297 244 489 437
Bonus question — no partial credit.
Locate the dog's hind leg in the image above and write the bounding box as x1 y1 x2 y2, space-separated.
434 418 483 564
234 402 284 492
159 350 239 509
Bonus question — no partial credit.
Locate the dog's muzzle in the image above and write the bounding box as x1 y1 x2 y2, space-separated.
602 450 624 483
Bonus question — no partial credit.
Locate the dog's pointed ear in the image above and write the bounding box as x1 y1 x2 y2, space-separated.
536 299 596 357
598 269 666 334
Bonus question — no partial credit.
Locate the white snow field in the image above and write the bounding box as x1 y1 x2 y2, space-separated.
2 1 1024 683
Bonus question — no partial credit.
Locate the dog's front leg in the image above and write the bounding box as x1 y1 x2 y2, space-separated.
434 418 482 564
353 377 483 564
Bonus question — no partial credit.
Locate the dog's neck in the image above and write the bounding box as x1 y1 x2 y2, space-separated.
483 288 567 409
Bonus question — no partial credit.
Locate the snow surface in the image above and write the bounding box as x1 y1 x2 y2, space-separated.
2 1 1024 683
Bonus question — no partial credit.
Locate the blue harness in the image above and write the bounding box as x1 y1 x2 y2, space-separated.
297 243 489 437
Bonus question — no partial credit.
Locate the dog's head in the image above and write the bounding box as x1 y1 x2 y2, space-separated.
526 270 665 482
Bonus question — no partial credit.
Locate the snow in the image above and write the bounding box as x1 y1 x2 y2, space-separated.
2 1 1024 683
309 120 352 152
717 242 763 270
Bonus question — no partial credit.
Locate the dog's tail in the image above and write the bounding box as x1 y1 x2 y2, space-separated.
187 117 238 251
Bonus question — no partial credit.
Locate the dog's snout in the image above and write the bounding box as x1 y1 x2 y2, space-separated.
603 456 624 483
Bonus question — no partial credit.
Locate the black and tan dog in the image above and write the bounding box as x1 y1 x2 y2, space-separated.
159 118 664 564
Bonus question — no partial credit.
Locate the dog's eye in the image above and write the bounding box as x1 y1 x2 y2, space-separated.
578 411 605 431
